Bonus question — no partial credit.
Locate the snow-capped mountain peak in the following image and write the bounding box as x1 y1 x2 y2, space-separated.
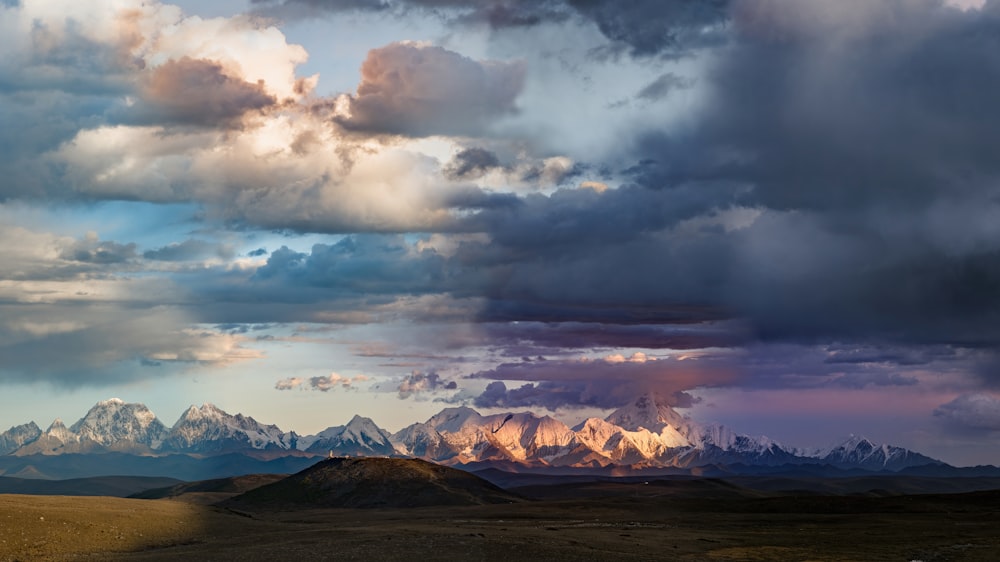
425 406 484 433
179 403 227 422
45 419 76 441
605 393 689 433
68 398 168 447
164 403 293 453
0 396 948 473
0 422 42 455
816 434 942 471
298 414 394 456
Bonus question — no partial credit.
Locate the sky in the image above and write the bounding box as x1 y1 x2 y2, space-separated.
2 0 1000 466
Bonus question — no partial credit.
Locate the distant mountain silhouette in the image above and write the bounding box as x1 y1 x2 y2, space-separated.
222 457 522 509
129 473 287 501
0 474 181 497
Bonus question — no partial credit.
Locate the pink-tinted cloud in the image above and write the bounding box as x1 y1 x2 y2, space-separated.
338 42 525 137
141 57 276 128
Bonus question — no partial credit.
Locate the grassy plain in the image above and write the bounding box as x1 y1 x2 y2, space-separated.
2 486 1000 561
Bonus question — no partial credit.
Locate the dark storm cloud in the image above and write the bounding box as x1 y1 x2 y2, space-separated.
60 237 137 264
635 72 693 101
467 343 935 408
432 1 1000 354
474 380 588 410
451 1 569 28
482 321 744 352
473 380 702 410
252 0 570 28
440 185 521 211
251 0 391 17
726 342 960 392
444 147 502 180
824 372 919 390
935 393 1000 432
567 0 730 57
658 0 1000 347
469 182 733 257
396 371 457 398
469 356 736 409
448 187 741 328
695 2 1000 214
337 42 525 137
253 235 448 294
823 345 959 367
251 0 728 53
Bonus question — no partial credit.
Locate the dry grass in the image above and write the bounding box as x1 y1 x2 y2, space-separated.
0 494 252 561
2 491 1000 561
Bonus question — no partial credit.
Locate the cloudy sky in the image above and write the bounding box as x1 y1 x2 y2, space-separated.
2 0 1000 466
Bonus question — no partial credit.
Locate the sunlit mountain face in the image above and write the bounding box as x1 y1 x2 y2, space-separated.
1 0 1000 468
0 395 953 481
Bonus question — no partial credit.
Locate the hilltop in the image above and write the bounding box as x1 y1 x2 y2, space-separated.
222 457 522 509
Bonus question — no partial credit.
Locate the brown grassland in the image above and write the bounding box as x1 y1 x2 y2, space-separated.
2 486 1000 561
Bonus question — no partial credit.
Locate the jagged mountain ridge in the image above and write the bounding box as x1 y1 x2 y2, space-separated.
0 422 41 455
162 403 297 454
820 434 941 471
70 398 168 448
387 395 808 469
15 399 170 456
298 415 395 456
0 395 948 472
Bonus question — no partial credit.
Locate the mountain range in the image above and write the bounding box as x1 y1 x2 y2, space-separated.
0 395 956 480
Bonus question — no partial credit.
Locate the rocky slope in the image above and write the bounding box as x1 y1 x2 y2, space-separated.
0 422 41 455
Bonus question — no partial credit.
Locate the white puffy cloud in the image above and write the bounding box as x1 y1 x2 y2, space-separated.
3 1 580 234
2 0 308 100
